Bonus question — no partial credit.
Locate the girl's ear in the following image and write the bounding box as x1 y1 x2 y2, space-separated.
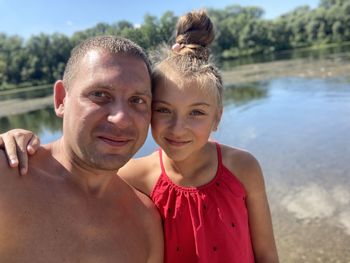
54 80 67 118
213 108 223 132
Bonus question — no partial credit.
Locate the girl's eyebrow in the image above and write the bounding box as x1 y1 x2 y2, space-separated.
153 100 211 107
190 102 211 107
152 100 170 104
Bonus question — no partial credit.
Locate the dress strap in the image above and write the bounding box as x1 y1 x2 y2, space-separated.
158 148 166 174
215 142 223 167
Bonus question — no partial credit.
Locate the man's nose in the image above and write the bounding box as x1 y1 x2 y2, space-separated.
107 103 132 129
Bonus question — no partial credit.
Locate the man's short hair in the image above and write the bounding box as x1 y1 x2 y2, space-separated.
63 35 152 89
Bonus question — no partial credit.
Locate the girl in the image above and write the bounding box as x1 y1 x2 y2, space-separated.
0 10 279 263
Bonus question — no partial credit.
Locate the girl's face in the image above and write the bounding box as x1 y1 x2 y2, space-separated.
151 76 222 162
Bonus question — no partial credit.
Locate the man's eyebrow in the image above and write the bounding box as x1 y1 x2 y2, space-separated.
87 84 114 90
87 85 152 97
134 91 152 98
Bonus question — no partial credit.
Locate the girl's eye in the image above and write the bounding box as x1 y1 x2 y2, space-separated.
130 96 146 104
154 107 170 113
190 110 205 116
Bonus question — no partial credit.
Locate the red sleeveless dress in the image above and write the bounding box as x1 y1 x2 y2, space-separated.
150 143 255 263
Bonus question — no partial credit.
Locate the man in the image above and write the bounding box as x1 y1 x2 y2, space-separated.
0 36 163 262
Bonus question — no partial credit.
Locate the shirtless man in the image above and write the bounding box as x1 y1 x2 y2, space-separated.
0 36 163 263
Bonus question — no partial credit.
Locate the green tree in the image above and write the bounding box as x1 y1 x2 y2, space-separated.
158 11 177 44
1 0 350 89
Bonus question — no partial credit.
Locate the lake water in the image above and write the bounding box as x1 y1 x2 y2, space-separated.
0 53 349 262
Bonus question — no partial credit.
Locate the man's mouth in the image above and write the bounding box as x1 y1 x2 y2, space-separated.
98 135 133 147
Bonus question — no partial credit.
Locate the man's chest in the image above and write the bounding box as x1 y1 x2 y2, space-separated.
0 190 149 263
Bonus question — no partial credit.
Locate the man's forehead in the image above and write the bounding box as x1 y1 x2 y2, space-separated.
81 49 148 74
71 49 151 93
81 49 119 69
84 49 102 65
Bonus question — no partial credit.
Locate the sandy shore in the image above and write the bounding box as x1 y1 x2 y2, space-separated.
222 55 350 85
271 197 350 262
0 96 53 118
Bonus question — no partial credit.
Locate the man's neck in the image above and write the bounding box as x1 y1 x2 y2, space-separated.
47 139 118 197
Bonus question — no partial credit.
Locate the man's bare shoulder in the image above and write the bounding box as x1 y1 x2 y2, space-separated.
131 186 163 259
0 150 22 184
27 145 54 166
0 145 53 195
132 186 160 219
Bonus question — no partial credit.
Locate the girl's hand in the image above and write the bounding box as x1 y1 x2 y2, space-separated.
0 129 40 175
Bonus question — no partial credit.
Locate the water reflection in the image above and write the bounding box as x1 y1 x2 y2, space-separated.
0 107 61 135
223 82 268 106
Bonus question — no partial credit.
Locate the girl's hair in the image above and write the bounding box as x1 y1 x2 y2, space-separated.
152 10 223 109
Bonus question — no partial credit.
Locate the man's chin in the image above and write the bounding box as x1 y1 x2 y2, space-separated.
89 154 133 171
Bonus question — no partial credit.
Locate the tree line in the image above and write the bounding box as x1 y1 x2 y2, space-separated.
0 0 349 90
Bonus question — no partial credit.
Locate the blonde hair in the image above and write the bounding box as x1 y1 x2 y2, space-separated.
152 10 223 109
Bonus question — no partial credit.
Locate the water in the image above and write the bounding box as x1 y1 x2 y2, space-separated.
1 60 349 261
214 77 350 262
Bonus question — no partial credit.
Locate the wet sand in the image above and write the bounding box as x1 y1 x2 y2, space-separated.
270 187 350 262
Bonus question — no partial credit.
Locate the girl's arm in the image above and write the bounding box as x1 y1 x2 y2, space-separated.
223 146 279 262
242 154 279 263
0 129 40 175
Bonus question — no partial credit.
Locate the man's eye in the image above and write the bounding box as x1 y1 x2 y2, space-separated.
130 97 146 104
90 91 108 98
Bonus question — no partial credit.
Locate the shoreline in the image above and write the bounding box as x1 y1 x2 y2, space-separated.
1 54 350 118
222 54 350 86
0 96 53 118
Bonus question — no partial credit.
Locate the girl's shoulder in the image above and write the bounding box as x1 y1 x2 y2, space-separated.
125 151 160 170
218 143 265 194
118 151 161 196
219 143 259 170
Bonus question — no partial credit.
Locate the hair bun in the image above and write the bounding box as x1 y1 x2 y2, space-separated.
174 10 214 59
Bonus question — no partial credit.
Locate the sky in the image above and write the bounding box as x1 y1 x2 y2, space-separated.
0 0 320 39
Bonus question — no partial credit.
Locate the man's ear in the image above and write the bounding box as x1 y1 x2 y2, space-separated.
54 80 67 118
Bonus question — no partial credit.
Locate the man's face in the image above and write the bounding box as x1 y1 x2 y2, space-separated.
60 50 152 171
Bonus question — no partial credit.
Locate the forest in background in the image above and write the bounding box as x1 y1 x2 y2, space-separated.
0 0 349 90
